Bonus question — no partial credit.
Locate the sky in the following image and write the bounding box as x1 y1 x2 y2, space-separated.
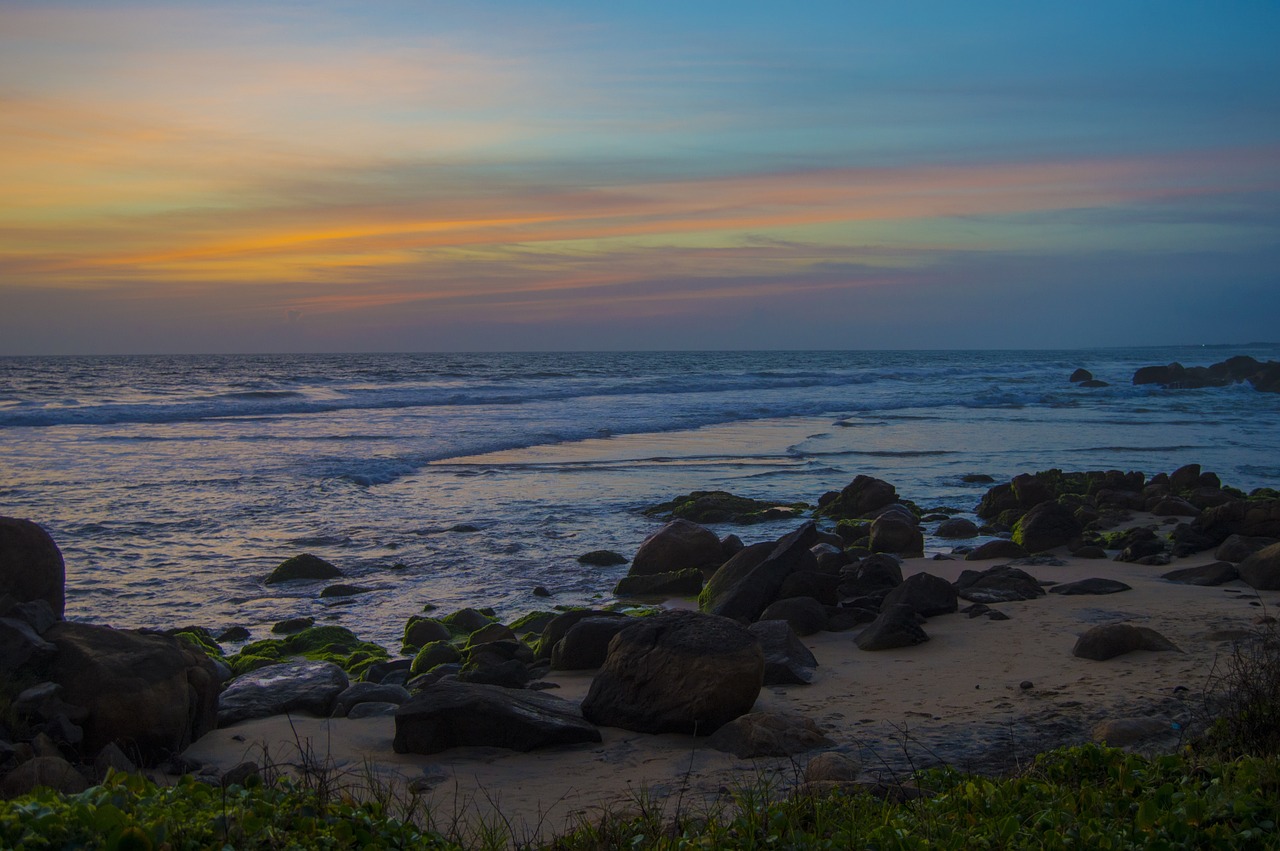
1 1 1278 354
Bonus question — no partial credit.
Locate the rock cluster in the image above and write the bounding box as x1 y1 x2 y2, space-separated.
1132 355 1280 393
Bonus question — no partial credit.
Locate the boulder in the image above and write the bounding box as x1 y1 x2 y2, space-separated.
331 682 412 718
440 608 496 635
1194 499 1280 547
778 570 841 605
264 553 342 584
954 565 1045 603
629 519 724 577
393 680 601 755
816 475 900 520
964 540 1029 561
1012 501 1082 553
869 515 923 557
578 550 628 566
581 610 763 735
706 712 833 758
613 568 703 598
855 604 929 651
410 641 462 674
880 572 957 617
1169 463 1202 492
837 553 903 597
748 620 818 685
217 660 349 726
758 597 829 636
0 756 88 799
1214 535 1276 563
1151 497 1199 518
1161 562 1239 586
0 616 56 674
45 621 219 762
1011 473 1055 509
550 616 633 670
1238 542 1280 590
1079 380 1110 388
536 610 628 659
0 517 65 618
1069 368 1093 383
935 518 979 539
1072 624 1180 661
700 524 818 622
1048 578 1132 596
402 617 451 651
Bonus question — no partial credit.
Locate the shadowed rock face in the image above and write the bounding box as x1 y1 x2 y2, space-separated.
393 680 601 755
1238 542 1280 590
582 610 762 736
700 523 818 622
217 660 349 727
0 517 65 619
629 519 724 577
1072 624 1180 661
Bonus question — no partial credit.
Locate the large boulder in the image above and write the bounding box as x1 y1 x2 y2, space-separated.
855 604 929 651
581 610 763 735
0 756 89 799
217 660 349 727
0 616 56 674
1214 535 1276 563
935 518 979 539
1238 542 1280 590
816 476 900 520
700 524 818 622
393 680 601 754
837 554 903 598
868 515 923 557
880 572 957 617
1194 499 1280 547
758 597 828 636
536 610 628 659
629 520 724 577
0 517 66 618
1012 502 1082 553
1072 624 1180 661
748 620 818 685
550 616 633 670
45 621 220 762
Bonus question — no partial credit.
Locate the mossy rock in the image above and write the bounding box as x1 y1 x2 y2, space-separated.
228 625 389 679
464 622 517 649
401 616 450 653
172 630 224 657
439 608 496 636
265 553 343 584
507 610 557 635
271 617 315 635
410 641 462 674
643 490 808 524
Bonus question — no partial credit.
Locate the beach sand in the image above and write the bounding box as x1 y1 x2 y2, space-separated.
181 526 1274 842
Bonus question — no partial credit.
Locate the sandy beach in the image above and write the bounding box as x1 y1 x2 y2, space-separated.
182 521 1273 842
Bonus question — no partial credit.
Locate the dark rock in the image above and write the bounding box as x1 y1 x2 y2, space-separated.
613 568 703 598
5 600 55 635
0 517 65 619
217 660 350 726
271 616 315 635
1238 542 1280 590
46 621 219 763
1072 624 1180 661
721 534 745 559
93 741 137 781
1091 717 1171 746
11 682 88 724
320 583 373 598
964 540 1029 561
759 597 829 636
265 553 342 584
349 702 398 719
456 658 531 689
331 682 412 718
464 622 517 648
747 620 817 685
1151 497 1199 518
629 519 724 577
954 565 1045 603
1162 562 1239 586
855 604 929 651
1011 473 1055 509
1215 535 1277 563
1013 501 1082 553
1073 546 1108 559
581 610 762 735
0 616 57 674
935 518 979 539
804 751 863 782
536 610 627 659
1048 578 1132 596
881 572 957 617
365 658 413 684
533 586 551 597
550 617 632 670
986 610 1011 621
403 617 451 651
1079 380 1110 388
643 491 804 525
439 608 496 635
838 553 903 597
962 474 996 484
1069 368 1093 383
869 514 923 557
706 712 833 758
217 626 250 643
700 524 818 622
1169 463 1202 492
577 550 628 566
779 570 841 605
0 756 88 799
393 680 600 754
816 475 900 520
410 640 461 675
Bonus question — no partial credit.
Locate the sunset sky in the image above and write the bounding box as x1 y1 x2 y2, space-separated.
2 2 1278 354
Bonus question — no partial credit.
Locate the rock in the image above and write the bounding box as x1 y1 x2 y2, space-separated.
869 514 923 557
804 751 863 783
45 621 219 763
779 570 841 605
700 524 818 622
0 616 57 674
880 573 957 617
331 682 412 718
1048 578 1132 596
217 660 350 726
393 680 600 754
1012 501 1082 553
403 617 451 650
1091 717 1171 746
0 517 66 620
440 608 496 635
550 617 633 670
93 741 137 781
613 569 703 598
1069 368 1093 383
936 518 979 539
954 565 1045 603
629 519 725 577
1079 379 1110 388
11 682 87 724
1011 473 1055 509
464 622 517 648
643 491 804 524
348 702 399 719
855 604 929 651
1072 624 1180 661
536 610 628 659
759 597 829 636
748 620 818 685
1214 535 1276 563
581 610 763 735
4 599 56 635
577 550 628 566
962 473 996 484
1169 463 1202 492
1073 545 1108 559
320 583 374 598
964 540 1029 561
410 641 461 674
271 616 315 635
264 553 342 584
1162 562 1239 586
706 712 833 758
1238 542 1280 590
1151 497 1199 518
816 475 900 520
217 626 251 643
0 756 88 799
1195 499 1280 546
837 553 903 597
533 586 551 597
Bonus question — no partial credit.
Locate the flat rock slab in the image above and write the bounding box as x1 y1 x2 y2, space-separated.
393 680 601 755
218 660 349 727
1161 562 1239 586
1072 624 1180 661
1048 578 1132 596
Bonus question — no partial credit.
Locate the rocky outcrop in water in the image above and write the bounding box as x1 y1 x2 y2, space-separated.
1132 355 1280 393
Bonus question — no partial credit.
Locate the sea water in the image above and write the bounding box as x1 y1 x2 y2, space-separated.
2 346 1277 649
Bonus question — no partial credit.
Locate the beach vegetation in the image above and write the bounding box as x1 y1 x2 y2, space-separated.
1199 620 1280 759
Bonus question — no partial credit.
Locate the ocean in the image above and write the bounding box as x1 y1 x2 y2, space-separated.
2 346 1277 650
